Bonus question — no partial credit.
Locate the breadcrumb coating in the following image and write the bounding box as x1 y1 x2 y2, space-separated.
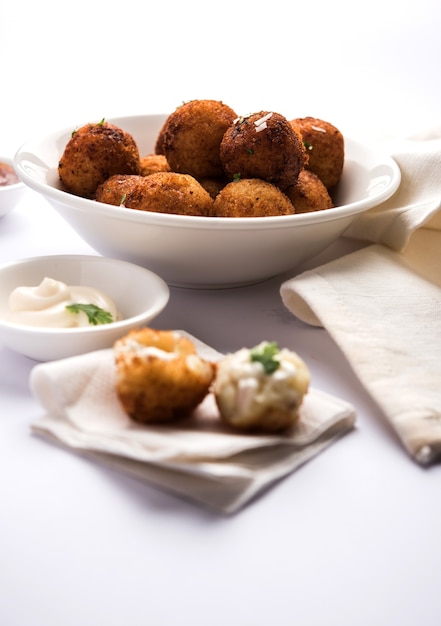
97 172 214 216
162 99 237 179
213 178 294 217
139 154 171 176
290 117 344 189
58 121 140 199
114 328 215 424
285 169 334 213
220 111 307 190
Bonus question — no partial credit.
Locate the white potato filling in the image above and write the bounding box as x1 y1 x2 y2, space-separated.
115 339 178 360
114 335 209 375
214 344 310 427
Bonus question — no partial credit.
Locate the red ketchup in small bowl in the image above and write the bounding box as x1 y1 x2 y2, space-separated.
0 162 20 186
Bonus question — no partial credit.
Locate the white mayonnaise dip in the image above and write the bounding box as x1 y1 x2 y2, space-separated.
8 277 119 327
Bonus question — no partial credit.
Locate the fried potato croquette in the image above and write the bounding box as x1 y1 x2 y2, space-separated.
58 120 140 199
220 111 307 191
162 99 237 179
154 120 167 155
139 154 171 176
213 178 294 217
130 172 214 216
198 177 228 200
285 169 334 213
214 341 310 432
114 328 216 424
95 174 144 206
97 171 214 216
290 117 344 189
58 104 345 220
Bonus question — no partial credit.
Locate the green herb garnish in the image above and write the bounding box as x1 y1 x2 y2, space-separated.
233 172 241 182
250 341 280 375
66 303 113 325
304 141 313 151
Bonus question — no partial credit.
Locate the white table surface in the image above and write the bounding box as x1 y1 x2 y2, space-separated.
1 2 441 625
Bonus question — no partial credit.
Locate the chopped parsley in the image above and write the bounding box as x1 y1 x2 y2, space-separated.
250 341 280 375
304 141 313 151
66 303 113 325
233 173 241 182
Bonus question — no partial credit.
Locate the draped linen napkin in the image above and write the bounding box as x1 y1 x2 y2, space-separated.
281 132 441 466
29 333 355 514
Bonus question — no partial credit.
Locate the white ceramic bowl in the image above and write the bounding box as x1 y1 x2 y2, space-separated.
0 156 27 218
0 255 169 361
14 114 401 288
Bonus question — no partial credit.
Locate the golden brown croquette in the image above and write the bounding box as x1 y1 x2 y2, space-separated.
198 177 228 200
139 154 171 176
58 120 140 199
95 174 145 207
162 99 237 179
98 171 214 217
285 169 334 213
114 328 215 424
220 111 307 191
290 117 344 189
212 178 294 217
154 120 168 155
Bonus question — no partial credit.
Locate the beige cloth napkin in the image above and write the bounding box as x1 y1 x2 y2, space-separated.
281 132 441 466
29 333 355 514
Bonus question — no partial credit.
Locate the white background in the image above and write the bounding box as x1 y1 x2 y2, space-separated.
1 1 440 625
1 0 440 148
